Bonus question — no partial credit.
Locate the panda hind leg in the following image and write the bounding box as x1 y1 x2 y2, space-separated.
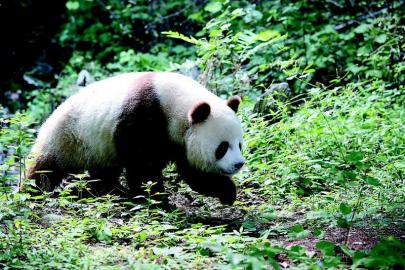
87 167 124 196
27 157 67 193
125 167 167 205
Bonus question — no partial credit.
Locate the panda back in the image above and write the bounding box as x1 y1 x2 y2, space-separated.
34 73 147 168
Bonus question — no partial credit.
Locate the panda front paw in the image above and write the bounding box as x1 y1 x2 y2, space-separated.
216 176 237 206
181 169 237 206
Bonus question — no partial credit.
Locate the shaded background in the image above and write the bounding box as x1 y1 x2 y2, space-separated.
0 0 67 95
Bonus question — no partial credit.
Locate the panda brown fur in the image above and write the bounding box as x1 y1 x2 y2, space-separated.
28 72 244 205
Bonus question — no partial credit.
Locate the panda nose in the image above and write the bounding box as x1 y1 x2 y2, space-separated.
234 162 245 170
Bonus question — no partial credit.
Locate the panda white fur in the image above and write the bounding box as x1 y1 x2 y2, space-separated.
28 72 244 205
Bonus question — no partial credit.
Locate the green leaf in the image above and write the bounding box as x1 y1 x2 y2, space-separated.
288 245 308 259
204 1 222 13
209 29 223 38
289 225 310 239
340 203 352 215
316 241 336 256
189 11 204 22
256 30 279 41
375 34 387 44
354 23 370 33
346 151 363 163
314 228 323 237
242 219 257 232
347 63 363 74
364 176 380 186
261 212 277 221
295 230 311 239
337 217 350 228
66 1 80 10
291 224 304 233
344 171 357 181
95 224 112 241
339 245 355 258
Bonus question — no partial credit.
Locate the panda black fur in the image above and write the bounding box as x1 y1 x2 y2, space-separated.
28 72 244 205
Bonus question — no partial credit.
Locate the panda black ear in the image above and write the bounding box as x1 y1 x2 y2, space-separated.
189 102 211 124
227 96 241 113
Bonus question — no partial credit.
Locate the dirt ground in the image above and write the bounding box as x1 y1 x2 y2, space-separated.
169 187 405 252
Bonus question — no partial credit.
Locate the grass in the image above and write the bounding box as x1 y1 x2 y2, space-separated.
1 78 404 269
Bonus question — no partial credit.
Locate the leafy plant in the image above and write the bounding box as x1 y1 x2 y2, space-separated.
164 7 294 98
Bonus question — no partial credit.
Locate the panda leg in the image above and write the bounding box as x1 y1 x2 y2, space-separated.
88 167 123 196
27 158 67 193
178 166 237 206
125 167 166 202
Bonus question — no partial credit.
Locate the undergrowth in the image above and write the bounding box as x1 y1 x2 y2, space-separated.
1 0 404 269
1 79 404 269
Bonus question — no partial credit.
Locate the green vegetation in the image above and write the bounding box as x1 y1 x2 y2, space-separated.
1 0 404 269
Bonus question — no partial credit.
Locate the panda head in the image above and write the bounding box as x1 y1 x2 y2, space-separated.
185 96 245 175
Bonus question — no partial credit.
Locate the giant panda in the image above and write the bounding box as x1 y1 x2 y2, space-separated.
28 72 245 205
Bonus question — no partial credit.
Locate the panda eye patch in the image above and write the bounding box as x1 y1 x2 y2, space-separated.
239 142 242 150
215 141 229 160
